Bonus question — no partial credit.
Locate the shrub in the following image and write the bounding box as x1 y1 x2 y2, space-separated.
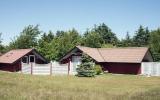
77 62 96 77
76 54 96 77
76 54 104 77
94 65 103 75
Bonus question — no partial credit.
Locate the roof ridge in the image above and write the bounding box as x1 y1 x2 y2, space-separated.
99 47 148 50
76 45 148 49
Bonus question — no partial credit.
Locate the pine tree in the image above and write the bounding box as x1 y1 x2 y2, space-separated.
150 28 160 61
133 25 150 46
76 54 96 77
93 23 118 45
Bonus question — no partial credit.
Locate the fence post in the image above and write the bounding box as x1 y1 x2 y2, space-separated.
21 62 22 73
68 59 71 75
31 63 33 75
50 61 52 75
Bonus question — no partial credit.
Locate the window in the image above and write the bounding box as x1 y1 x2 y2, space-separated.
22 56 28 63
29 55 35 63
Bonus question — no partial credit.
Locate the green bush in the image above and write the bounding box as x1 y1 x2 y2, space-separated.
76 62 96 77
94 64 103 75
76 54 104 77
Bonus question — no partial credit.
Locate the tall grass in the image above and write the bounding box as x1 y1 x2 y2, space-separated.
0 71 160 100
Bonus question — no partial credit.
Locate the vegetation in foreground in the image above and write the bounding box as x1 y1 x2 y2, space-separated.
0 71 160 100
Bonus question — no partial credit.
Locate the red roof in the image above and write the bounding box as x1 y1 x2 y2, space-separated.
0 49 33 63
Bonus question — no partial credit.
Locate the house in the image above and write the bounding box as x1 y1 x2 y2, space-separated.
0 49 48 72
59 46 153 75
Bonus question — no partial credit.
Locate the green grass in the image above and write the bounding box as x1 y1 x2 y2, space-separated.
0 71 160 100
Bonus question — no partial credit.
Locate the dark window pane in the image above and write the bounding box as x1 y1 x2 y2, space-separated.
22 57 28 63
30 56 35 62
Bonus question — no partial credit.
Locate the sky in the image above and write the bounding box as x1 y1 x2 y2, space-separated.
0 0 160 45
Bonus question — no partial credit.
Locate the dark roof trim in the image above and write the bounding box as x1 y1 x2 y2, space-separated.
59 46 98 63
59 46 80 62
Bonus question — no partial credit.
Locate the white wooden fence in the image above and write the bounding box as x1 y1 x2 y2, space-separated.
21 63 31 74
52 62 69 75
21 61 72 75
141 62 160 76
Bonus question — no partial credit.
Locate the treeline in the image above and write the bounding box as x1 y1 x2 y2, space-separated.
0 23 160 61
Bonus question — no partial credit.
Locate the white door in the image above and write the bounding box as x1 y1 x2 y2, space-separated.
72 56 81 72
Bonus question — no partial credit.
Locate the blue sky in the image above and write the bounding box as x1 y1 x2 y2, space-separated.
0 0 160 45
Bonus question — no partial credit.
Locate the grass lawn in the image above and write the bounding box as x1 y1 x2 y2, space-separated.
0 71 160 100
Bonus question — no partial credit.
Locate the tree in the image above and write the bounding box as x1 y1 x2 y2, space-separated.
76 54 96 77
9 25 41 49
150 28 160 61
82 23 118 48
93 23 118 45
37 31 54 60
118 32 133 47
41 31 54 43
83 31 103 48
56 30 65 37
0 33 5 53
133 25 150 46
101 43 115 48
49 29 82 60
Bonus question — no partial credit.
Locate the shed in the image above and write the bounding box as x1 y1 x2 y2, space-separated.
59 46 153 74
0 49 48 72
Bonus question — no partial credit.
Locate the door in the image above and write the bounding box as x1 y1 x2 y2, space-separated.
72 56 81 72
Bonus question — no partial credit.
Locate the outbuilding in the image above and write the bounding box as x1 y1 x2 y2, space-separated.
0 49 48 72
59 46 153 75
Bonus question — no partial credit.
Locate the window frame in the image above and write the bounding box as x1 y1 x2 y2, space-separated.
29 55 35 63
21 56 28 64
